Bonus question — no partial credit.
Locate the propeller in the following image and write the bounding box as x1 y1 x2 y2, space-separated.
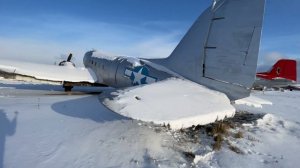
66 53 73 62
58 53 76 67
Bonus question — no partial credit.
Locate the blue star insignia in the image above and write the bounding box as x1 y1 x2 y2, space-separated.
124 66 157 86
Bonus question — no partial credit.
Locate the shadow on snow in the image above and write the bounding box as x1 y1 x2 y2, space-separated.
0 82 105 93
0 109 17 168
51 96 128 123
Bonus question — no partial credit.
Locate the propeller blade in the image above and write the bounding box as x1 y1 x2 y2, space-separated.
67 53 73 62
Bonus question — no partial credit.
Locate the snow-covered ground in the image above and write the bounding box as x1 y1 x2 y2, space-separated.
216 91 300 168
0 80 300 168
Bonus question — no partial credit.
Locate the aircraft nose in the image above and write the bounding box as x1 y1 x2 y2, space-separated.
83 50 94 67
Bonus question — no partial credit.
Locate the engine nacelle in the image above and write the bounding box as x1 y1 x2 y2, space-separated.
58 53 75 68
58 61 75 67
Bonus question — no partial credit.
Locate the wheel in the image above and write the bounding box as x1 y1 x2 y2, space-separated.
63 85 73 92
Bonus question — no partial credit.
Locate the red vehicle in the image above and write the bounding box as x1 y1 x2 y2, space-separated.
253 59 298 90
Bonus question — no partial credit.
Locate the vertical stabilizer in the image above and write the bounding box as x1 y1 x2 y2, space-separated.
297 60 300 83
257 59 297 82
161 0 265 100
271 60 296 81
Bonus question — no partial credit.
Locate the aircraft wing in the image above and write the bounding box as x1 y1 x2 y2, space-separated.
0 59 102 86
101 78 235 130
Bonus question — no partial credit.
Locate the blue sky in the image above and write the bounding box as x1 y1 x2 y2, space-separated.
0 0 299 68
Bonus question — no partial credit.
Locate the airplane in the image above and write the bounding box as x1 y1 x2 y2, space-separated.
0 0 266 127
253 59 300 90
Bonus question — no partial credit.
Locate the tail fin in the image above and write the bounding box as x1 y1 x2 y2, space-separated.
159 0 265 100
298 61 300 83
257 59 297 82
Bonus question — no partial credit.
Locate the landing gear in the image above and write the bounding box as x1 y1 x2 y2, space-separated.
63 82 73 92
63 85 73 92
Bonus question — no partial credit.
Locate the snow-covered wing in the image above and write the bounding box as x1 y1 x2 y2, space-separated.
235 95 272 108
102 78 235 130
0 59 100 84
